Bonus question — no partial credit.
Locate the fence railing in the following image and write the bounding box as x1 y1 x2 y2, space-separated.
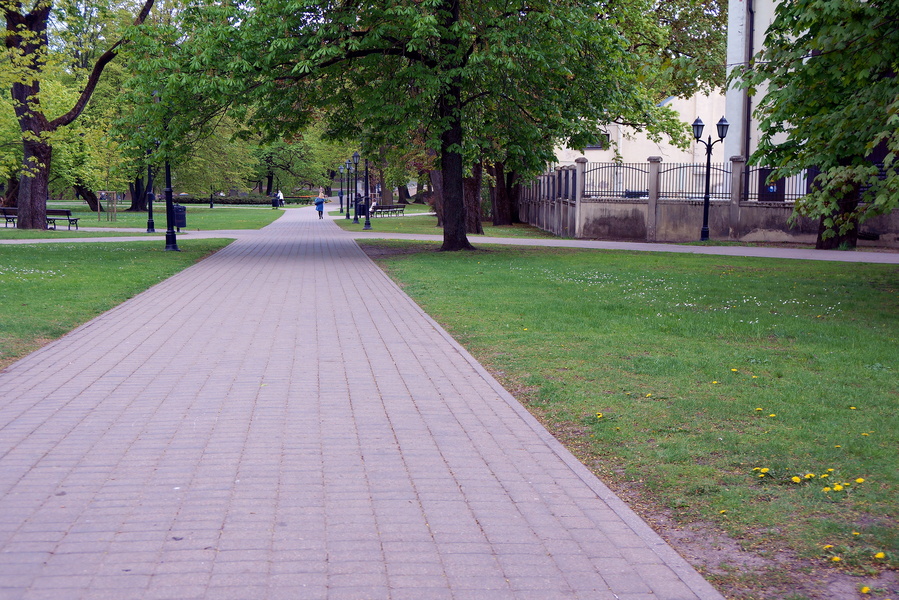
584 163 649 198
659 163 731 200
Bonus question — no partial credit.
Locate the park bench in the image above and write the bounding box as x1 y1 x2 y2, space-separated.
46 209 80 230
370 204 406 217
1 207 16 227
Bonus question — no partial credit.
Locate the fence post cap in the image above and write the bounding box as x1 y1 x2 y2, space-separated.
575 157 588 164
648 156 663 163
729 155 746 162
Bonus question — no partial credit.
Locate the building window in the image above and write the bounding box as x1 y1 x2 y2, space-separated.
586 133 611 150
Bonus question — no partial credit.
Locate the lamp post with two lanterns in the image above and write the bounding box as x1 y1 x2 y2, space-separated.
345 159 353 220
352 152 360 224
691 116 729 242
338 165 345 214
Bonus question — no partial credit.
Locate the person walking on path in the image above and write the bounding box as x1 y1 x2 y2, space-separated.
314 187 326 219
277 189 284 206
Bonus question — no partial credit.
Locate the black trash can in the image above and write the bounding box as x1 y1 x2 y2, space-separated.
173 204 187 229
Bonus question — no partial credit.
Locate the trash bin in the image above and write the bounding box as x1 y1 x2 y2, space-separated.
173 204 187 229
271 194 278 208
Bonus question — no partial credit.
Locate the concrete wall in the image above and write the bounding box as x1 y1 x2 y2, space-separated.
520 157 899 248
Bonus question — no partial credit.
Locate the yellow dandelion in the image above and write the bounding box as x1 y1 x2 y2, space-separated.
827 468 835 472
823 487 832 492
862 432 869 436
855 478 865 484
791 476 801 483
756 408 763 411
831 556 842 562
850 406 857 410
833 484 844 491
853 531 860 536
861 587 870 594
731 368 738 372
874 552 885 559
646 393 652 397
719 509 727 514
712 381 719 384
769 414 776 417
752 467 761 471
834 445 842 448
823 545 834 549
760 468 770 473
758 473 766 478
805 473 816 479
596 413 603 419
752 375 759 378
820 474 830 478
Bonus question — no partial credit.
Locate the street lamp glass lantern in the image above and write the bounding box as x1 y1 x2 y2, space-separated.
716 117 729 140
352 151 360 165
339 165 344 174
691 117 704 140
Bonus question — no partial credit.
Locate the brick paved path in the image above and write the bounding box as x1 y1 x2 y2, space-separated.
0 208 724 600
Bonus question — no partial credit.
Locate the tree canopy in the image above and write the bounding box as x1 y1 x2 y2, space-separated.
733 0 899 246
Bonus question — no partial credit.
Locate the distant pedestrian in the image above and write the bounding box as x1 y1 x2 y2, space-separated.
314 189 326 219
277 190 284 206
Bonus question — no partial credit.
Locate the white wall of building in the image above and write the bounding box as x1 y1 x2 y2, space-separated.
556 93 729 165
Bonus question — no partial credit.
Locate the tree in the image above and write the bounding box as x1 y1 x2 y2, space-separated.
733 0 899 249
2 0 154 228
128 0 685 250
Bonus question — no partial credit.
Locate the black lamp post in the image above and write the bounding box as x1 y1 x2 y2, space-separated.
163 158 179 251
145 160 155 233
338 165 345 213
363 158 372 231
692 116 729 242
345 159 352 220
352 152 360 224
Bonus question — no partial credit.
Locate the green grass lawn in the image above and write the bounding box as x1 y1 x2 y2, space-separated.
363 240 898 594
30 203 284 232
330 203 558 239
0 239 233 369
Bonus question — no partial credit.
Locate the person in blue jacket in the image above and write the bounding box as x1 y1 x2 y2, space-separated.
314 188 326 219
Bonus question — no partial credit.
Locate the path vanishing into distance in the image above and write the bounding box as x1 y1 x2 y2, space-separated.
2 206 895 600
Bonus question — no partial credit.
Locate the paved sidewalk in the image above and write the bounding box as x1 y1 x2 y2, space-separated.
2 208 727 599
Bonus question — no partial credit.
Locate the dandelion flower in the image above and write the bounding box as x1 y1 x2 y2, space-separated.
823 545 834 549
834 445 842 448
731 369 738 372
646 393 652 397
853 531 860 536
831 556 842 562
855 478 865 483
769 414 776 417
833 484 844 491
760 468 770 473
752 467 761 472
719 509 727 514
596 413 603 419
805 473 816 479
862 432 869 436
820 474 830 478
752 375 759 378
850 406 857 410
875 552 885 559
823 487 832 492
861 587 870 594
756 408 763 411
827 468 835 472
791 476 801 483
712 381 718 384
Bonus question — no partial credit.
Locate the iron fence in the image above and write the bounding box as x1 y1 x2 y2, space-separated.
659 163 730 200
743 166 810 202
583 163 649 198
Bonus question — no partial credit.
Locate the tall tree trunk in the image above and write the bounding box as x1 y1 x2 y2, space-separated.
265 172 274 196
490 161 514 226
463 161 484 234
507 170 521 224
437 0 474 251
74 184 103 212
16 138 51 229
815 191 859 249
428 168 444 228
397 183 411 204
127 177 147 211
2 177 19 207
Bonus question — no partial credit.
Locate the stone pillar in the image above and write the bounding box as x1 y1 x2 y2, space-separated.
729 156 746 239
647 157 662 242
574 157 587 238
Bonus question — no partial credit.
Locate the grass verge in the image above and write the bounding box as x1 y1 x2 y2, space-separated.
0 239 233 370
330 205 558 239
362 239 898 600
23 203 284 232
